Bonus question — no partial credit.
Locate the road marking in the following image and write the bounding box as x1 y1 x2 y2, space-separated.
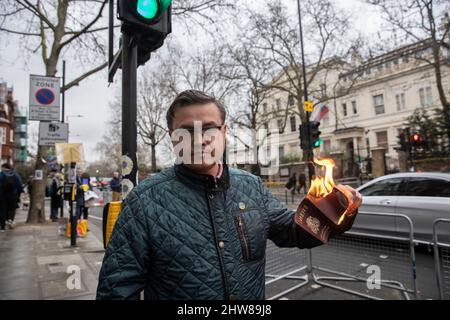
89 216 102 221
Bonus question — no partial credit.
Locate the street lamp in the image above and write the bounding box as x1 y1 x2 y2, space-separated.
296 0 315 181
66 114 83 123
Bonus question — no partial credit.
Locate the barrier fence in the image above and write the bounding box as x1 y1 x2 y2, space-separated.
433 219 450 300
265 211 419 300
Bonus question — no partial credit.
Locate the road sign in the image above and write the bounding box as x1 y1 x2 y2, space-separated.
39 122 68 146
304 101 314 113
29 75 61 121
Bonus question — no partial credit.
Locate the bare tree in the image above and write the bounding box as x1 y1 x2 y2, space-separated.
366 0 450 148
224 43 273 174
163 44 239 105
245 0 361 126
0 0 239 223
137 71 173 173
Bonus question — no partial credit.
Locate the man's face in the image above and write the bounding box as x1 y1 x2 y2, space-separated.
170 102 226 173
113 172 119 178
76 169 82 177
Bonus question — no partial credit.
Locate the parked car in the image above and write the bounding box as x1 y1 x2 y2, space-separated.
352 172 450 244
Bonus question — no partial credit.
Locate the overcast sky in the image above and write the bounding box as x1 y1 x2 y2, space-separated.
0 0 383 164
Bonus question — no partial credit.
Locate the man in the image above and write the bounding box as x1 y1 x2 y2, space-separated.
0 163 23 231
297 171 307 194
75 168 86 220
286 173 297 196
47 169 62 222
96 90 361 300
110 171 121 202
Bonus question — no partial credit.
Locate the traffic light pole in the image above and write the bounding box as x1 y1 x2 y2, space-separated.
122 33 138 187
297 0 315 182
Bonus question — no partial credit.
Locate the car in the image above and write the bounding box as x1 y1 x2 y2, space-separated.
351 172 450 244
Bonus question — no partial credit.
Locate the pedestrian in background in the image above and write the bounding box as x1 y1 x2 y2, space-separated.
285 172 297 196
297 171 308 194
75 168 86 220
0 163 23 231
48 169 62 222
81 172 91 220
110 171 121 202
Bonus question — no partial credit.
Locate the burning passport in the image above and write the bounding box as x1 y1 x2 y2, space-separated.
294 158 362 244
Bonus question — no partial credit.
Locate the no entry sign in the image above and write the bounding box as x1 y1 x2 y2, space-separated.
29 75 60 121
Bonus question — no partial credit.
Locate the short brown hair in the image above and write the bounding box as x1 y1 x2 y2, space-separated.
166 90 226 131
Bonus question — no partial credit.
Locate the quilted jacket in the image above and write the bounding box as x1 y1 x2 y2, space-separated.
96 164 323 300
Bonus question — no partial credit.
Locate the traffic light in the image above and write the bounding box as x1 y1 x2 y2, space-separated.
397 130 410 151
310 121 321 148
299 123 309 150
299 121 321 150
118 0 172 64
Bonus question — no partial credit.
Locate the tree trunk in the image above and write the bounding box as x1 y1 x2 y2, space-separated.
27 146 49 223
151 142 157 173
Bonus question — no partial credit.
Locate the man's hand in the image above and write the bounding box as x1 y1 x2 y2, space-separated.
332 184 363 235
335 184 362 217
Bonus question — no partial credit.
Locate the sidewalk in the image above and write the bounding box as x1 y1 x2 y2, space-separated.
0 208 105 300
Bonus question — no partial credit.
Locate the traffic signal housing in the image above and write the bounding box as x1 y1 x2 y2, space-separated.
118 0 172 64
397 130 410 152
299 121 321 151
310 121 322 148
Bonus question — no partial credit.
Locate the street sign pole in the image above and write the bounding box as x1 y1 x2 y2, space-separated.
297 0 315 182
122 32 138 188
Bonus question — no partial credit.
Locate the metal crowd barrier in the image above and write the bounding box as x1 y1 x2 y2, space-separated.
433 219 450 300
265 211 418 300
265 241 308 300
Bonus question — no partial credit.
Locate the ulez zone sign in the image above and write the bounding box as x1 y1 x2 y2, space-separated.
29 75 61 121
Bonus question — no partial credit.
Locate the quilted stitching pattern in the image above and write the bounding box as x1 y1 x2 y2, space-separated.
96 166 321 300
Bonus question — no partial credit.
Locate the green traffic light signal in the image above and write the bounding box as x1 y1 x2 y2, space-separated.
314 138 323 148
137 0 171 20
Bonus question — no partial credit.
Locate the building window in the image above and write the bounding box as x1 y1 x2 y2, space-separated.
10 129 13 143
352 101 357 114
279 145 285 159
419 87 432 107
263 122 269 131
373 94 385 115
320 84 327 98
277 119 283 133
377 64 383 71
396 93 406 111
276 99 282 110
342 103 348 117
365 68 372 76
290 116 296 132
402 56 409 63
262 103 268 113
323 139 331 153
376 131 388 148
1 127 6 144
288 94 295 106
393 59 399 65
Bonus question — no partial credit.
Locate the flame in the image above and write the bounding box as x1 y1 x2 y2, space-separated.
307 158 336 198
307 157 349 226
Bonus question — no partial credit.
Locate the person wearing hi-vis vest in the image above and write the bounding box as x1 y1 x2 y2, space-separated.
96 90 362 300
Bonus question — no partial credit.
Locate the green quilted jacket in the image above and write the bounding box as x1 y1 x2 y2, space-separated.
96 164 323 300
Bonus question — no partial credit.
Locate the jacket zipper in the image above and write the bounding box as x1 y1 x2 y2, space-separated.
206 192 231 299
235 215 251 261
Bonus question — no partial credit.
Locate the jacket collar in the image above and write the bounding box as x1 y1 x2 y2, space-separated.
174 163 230 192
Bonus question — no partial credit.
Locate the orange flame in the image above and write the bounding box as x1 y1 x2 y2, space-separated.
307 158 336 198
